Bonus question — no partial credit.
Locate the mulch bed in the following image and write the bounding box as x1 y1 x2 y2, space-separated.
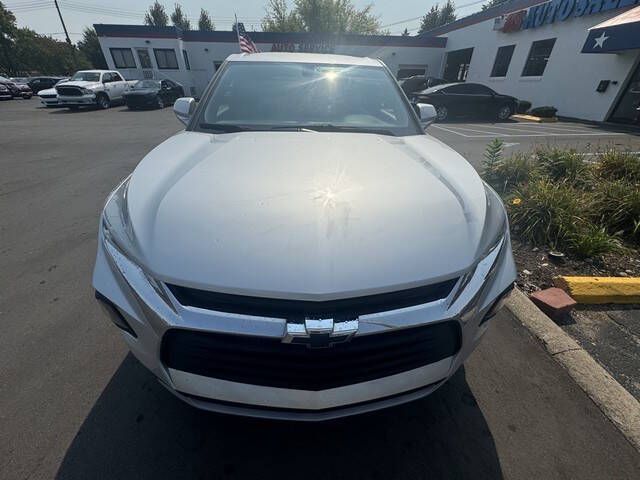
511 239 640 295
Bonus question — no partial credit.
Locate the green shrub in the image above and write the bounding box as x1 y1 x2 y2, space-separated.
592 180 640 241
482 140 536 193
596 150 640 181
494 153 537 193
567 223 619 258
536 148 590 184
530 106 557 118
508 178 583 247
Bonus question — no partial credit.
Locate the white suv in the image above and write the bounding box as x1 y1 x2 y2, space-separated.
56 70 130 110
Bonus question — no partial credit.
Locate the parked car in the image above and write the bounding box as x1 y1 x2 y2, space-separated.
123 79 184 109
28 76 67 94
38 78 70 108
0 78 32 99
0 82 12 100
56 70 132 110
413 82 519 121
93 52 516 420
399 75 447 96
10 77 30 84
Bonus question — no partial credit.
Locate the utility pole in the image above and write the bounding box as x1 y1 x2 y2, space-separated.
53 0 72 45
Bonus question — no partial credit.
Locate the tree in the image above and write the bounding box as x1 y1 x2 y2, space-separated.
171 3 191 30
418 1 457 35
77 27 107 69
439 0 456 25
0 1 18 75
482 0 511 10
198 8 215 31
262 0 381 34
144 1 169 27
401 28 410 36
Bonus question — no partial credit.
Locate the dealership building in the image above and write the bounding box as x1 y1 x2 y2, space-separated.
95 0 640 124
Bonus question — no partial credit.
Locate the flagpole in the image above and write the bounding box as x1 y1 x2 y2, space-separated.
234 13 242 52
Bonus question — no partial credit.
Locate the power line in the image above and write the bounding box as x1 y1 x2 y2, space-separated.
381 0 489 30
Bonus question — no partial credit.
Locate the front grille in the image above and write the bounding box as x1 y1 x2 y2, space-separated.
166 278 458 320
161 321 461 390
56 86 82 96
39 94 56 98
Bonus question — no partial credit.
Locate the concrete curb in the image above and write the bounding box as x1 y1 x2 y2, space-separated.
554 276 640 304
505 288 640 451
512 114 558 123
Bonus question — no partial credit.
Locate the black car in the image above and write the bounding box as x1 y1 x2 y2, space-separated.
0 82 12 100
123 79 184 109
0 80 32 99
399 75 447 96
28 76 66 94
412 82 518 121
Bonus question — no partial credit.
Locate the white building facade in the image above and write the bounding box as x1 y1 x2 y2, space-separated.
94 25 446 98
429 0 640 123
95 0 640 124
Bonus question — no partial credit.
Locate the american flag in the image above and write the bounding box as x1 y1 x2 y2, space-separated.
236 21 259 54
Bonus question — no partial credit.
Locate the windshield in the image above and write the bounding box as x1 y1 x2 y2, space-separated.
195 62 421 136
133 80 160 89
71 72 100 82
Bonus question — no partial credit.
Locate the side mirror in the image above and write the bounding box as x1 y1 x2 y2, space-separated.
416 103 437 129
173 97 196 126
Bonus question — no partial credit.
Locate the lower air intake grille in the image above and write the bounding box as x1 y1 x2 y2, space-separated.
161 321 461 391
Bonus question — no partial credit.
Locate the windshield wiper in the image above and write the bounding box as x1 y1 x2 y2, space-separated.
295 124 397 136
198 123 249 133
267 126 319 133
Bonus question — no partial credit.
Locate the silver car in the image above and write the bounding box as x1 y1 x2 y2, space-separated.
93 53 516 421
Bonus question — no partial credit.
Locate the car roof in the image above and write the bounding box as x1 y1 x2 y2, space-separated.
226 52 383 67
75 70 114 73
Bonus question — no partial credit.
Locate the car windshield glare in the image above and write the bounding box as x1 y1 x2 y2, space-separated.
133 80 160 89
70 72 100 82
196 62 420 136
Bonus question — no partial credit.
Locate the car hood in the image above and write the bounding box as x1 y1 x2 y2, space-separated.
57 81 100 89
126 131 488 299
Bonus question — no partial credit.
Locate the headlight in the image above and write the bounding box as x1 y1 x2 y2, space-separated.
449 183 508 310
101 177 177 312
475 184 508 260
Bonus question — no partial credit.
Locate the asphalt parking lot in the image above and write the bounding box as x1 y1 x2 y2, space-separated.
429 118 640 163
2 99 640 479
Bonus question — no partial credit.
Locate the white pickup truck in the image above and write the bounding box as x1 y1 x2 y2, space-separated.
56 70 134 110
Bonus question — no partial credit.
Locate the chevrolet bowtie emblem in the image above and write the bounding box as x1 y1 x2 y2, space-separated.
283 317 358 348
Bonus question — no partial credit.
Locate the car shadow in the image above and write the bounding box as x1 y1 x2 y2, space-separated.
55 354 503 480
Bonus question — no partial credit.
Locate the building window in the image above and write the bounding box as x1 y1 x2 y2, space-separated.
110 48 136 69
154 48 179 69
490 45 515 78
443 47 474 82
136 48 152 69
522 38 556 77
182 50 191 70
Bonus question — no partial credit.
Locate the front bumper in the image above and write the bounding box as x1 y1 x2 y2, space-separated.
124 94 158 107
93 229 516 420
58 94 96 106
40 96 58 106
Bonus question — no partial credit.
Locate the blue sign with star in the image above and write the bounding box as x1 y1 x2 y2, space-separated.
581 20 640 53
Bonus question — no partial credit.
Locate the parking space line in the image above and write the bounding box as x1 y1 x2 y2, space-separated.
472 124 563 135
437 125 517 136
430 124 477 137
484 124 597 135
431 124 626 138
509 124 605 134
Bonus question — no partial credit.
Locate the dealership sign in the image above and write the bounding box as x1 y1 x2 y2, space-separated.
499 0 639 32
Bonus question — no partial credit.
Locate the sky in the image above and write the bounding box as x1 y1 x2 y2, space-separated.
6 0 486 41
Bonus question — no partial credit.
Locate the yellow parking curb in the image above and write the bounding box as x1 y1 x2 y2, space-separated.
553 276 640 304
512 114 558 123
